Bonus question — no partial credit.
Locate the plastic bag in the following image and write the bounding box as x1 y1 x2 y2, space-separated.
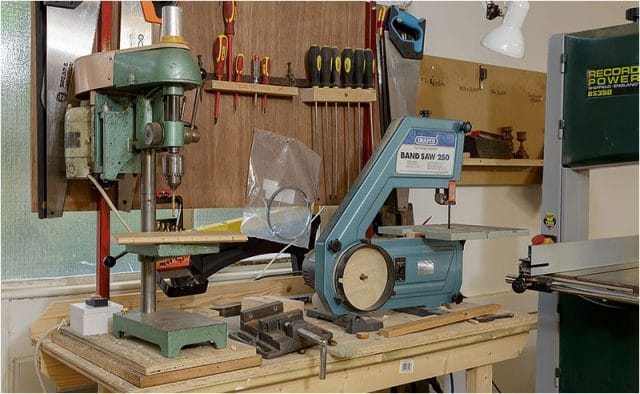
241 129 321 248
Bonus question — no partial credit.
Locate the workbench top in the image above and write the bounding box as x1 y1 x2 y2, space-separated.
37 298 537 393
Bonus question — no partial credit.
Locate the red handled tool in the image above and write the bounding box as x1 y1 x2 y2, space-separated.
213 34 228 124
222 1 236 82
233 53 244 112
260 56 271 113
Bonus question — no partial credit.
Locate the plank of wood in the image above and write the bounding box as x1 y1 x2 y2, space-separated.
56 324 256 375
32 276 312 341
112 231 247 245
379 304 502 338
299 86 377 103
241 295 305 312
52 330 261 388
205 80 298 96
466 365 493 393
39 351 95 390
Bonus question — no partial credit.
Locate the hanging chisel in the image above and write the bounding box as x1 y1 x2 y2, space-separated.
342 47 354 187
213 34 229 124
353 48 364 169
331 46 341 199
252 54 260 106
260 56 271 113
233 53 244 112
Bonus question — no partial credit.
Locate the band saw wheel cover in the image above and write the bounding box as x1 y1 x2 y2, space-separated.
334 243 395 312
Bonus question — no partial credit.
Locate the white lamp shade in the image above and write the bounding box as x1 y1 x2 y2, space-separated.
481 0 529 59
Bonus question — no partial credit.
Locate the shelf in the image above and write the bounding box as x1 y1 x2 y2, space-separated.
204 80 298 97
462 158 544 167
300 86 376 103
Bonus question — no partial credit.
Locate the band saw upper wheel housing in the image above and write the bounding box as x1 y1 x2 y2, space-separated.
334 243 395 312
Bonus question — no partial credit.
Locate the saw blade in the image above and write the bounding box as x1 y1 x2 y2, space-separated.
43 2 99 217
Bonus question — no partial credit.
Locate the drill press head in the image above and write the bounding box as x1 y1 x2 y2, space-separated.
70 5 201 192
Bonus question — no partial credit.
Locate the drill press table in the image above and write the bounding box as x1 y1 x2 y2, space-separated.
33 278 537 393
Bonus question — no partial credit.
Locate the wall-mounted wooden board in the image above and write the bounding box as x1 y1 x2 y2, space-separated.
416 55 546 185
31 1 372 212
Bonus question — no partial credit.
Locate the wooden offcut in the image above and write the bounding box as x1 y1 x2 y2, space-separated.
241 295 305 312
51 327 261 388
378 304 502 338
112 231 247 245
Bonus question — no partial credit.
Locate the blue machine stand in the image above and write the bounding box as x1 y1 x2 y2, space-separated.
302 116 528 317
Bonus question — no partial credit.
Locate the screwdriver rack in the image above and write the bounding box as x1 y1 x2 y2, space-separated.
299 87 376 103
205 80 299 97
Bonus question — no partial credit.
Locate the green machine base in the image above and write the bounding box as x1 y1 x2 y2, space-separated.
112 308 227 358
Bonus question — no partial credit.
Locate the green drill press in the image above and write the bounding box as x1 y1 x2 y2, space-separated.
66 6 226 357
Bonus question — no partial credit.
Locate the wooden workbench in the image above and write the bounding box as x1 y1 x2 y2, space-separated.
33 277 537 392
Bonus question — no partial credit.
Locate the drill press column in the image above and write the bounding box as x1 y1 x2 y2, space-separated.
141 149 156 313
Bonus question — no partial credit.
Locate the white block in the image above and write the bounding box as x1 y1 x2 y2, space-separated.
70 301 123 336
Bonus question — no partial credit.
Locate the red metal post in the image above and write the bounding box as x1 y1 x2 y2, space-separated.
96 1 113 299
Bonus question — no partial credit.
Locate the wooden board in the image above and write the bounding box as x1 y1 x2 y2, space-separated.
32 1 370 212
206 80 299 97
378 304 502 338
32 276 313 341
241 295 304 312
416 55 546 185
299 87 377 103
112 231 247 245
52 328 261 387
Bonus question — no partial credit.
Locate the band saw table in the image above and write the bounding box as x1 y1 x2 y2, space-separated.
32 277 537 393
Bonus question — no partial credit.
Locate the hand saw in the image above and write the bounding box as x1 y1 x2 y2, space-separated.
37 1 99 218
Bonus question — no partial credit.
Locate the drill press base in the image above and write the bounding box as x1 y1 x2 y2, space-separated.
112 308 227 358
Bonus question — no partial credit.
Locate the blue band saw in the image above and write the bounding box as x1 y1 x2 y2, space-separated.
302 116 528 316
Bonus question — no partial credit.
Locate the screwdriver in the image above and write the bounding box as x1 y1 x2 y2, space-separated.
342 47 354 187
213 34 229 124
233 53 244 112
331 46 341 199
353 48 364 168
222 1 236 82
364 48 375 152
252 55 260 106
308 45 321 153
260 56 270 113
320 46 331 199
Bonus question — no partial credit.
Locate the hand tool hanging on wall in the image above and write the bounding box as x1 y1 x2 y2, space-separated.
331 46 341 200
353 48 364 169
222 1 236 82
308 45 321 153
213 34 228 124
320 46 332 199
36 2 100 219
364 48 375 154
260 56 271 113
252 54 260 106
341 47 354 188
233 53 244 112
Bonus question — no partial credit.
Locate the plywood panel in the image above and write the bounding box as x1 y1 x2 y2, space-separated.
416 55 546 185
32 1 369 212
